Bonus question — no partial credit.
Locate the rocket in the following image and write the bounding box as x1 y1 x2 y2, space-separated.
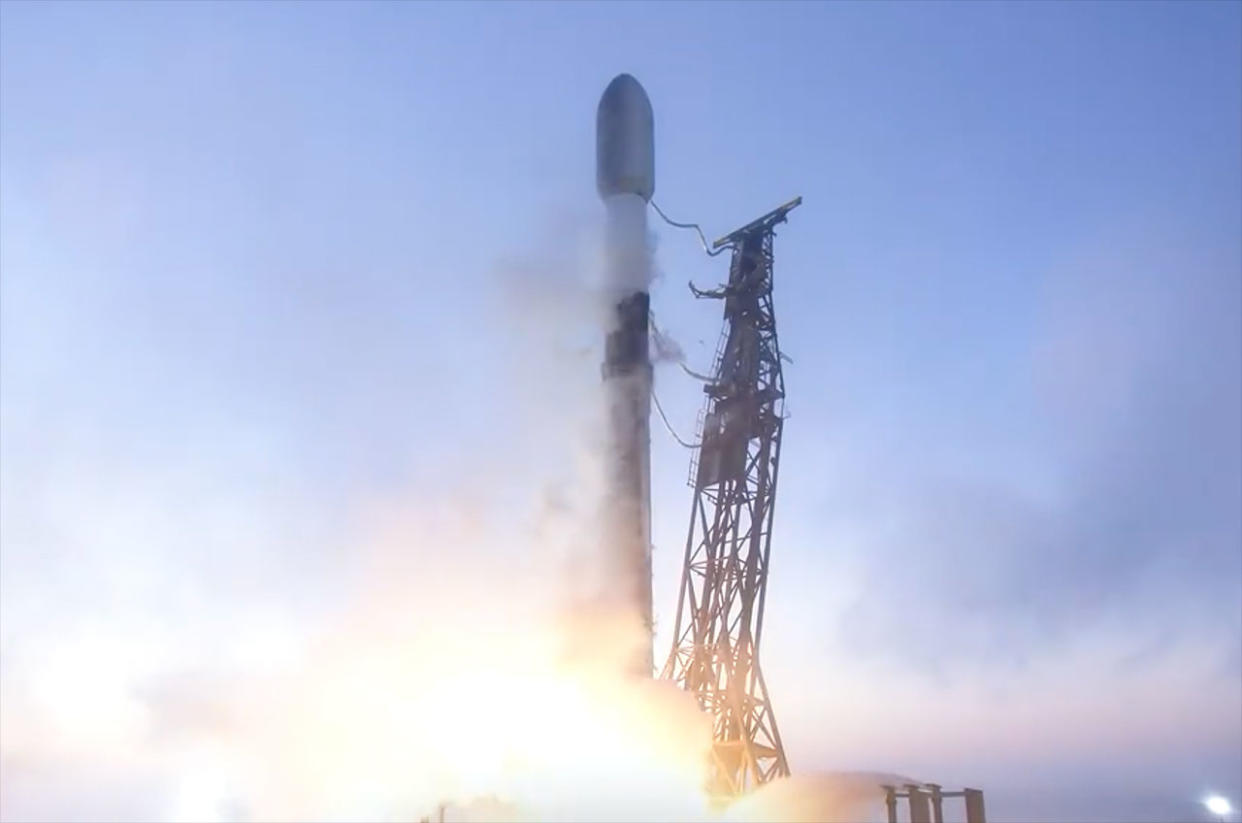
596 74 655 678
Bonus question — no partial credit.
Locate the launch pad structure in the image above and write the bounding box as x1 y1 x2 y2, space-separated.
884 783 988 823
661 197 802 800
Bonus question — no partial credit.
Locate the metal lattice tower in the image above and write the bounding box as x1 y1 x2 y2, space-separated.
661 197 800 800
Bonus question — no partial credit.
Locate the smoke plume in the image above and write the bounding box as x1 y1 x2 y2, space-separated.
0 204 716 822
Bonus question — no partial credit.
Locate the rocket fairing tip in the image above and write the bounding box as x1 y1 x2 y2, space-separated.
596 74 655 201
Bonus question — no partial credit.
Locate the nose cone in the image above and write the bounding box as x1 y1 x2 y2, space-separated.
596 73 655 201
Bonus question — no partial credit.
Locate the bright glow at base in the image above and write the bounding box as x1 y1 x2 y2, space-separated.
1205 795 1232 817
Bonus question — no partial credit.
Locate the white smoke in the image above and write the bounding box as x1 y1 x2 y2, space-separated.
726 772 917 823
2 184 922 823
0 202 717 822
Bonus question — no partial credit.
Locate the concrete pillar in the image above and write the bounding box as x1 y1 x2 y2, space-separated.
906 784 931 823
926 783 944 823
964 788 986 823
882 785 898 823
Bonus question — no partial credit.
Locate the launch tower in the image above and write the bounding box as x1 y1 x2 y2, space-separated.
661 197 801 799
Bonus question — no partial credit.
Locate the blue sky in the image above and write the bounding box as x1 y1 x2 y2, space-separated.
2 2 1240 821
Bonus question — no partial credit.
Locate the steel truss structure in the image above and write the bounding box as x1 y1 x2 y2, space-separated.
661 197 801 800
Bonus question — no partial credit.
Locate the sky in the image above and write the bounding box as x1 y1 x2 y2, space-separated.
2 1 1240 821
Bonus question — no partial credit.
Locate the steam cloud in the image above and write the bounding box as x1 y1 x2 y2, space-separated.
0 206 719 823
0 194 915 823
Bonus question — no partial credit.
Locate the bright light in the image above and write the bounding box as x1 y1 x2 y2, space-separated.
1205 795 1232 817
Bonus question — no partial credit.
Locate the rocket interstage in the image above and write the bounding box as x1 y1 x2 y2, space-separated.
597 74 655 678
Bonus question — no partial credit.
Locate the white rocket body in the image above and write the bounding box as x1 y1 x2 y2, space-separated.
597 74 655 677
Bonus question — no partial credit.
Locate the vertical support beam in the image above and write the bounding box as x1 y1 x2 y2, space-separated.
927 783 944 823
964 789 987 823
906 784 931 823
883 785 899 823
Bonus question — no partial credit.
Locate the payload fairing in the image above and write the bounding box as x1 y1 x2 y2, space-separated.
597 74 655 677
